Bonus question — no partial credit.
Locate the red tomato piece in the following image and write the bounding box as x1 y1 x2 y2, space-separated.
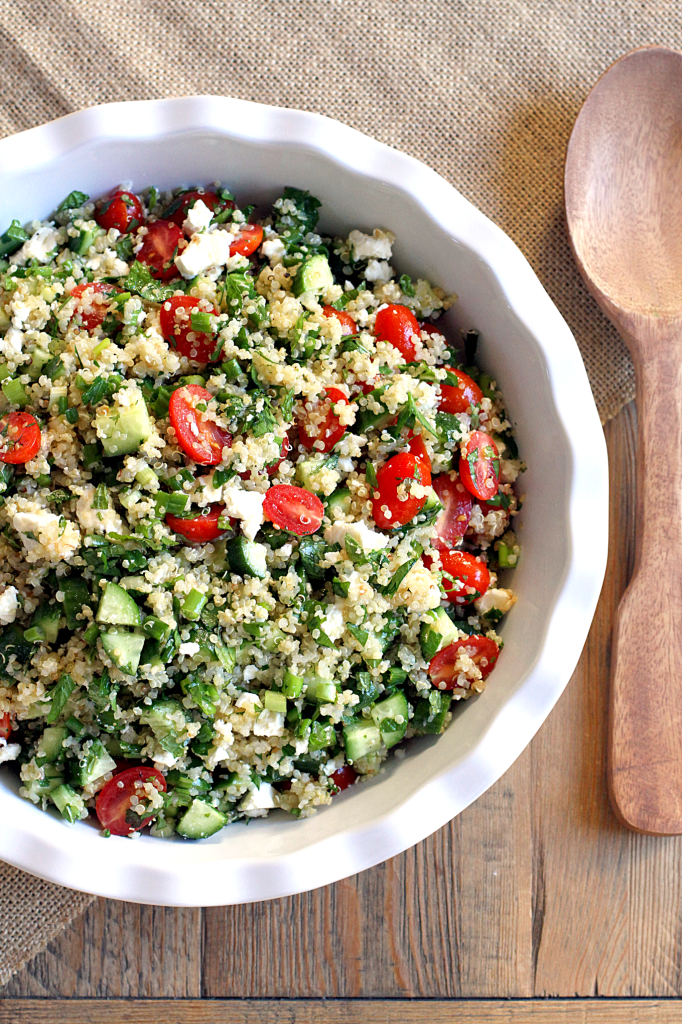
165 190 230 227
459 431 500 502
374 304 420 362
429 636 500 690
95 766 167 837
168 384 232 466
0 712 11 740
407 433 431 473
322 305 357 336
331 765 357 792
432 473 473 549
137 219 183 281
298 387 349 453
424 549 490 605
230 223 264 257
267 433 290 476
263 484 324 536
159 296 220 362
420 322 447 340
70 282 120 331
372 451 431 530
96 190 143 233
166 503 227 543
439 367 483 415
0 412 41 464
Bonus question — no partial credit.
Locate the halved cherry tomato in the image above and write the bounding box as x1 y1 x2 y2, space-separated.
168 384 232 466
166 503 227 543
432 473 473 549
298 387 349 453
263 484 324 536
0 712 11 740
424 549 490 604
439 367 482 415
230 223 264 257
95 765 167 837
267 433 290 476
429 636 500 690
0 412 41 464
331 765 357 791
96 190 143 233
420 322 447 340
70 282 120 331
374 304 420 362
322 305 356 336
165 189 231 227
137 219 183 281
407 433 431 474
459 430 499 502
372 451 431 530
159 296 220 362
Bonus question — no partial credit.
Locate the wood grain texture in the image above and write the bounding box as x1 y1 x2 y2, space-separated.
8 400 677 1002
5 1000 682 1023
564 45 682 834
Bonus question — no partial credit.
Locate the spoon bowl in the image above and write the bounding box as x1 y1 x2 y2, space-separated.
566 46 682 835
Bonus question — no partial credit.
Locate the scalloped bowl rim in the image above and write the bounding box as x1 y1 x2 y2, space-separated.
0 97 608 906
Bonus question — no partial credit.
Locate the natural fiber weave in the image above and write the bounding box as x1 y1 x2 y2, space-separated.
0 0 670 986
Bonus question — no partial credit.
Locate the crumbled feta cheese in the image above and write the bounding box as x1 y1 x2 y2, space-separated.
151 747 178 768
337 457 354 473
235 691 262 713
253 710 285 737
222 482 265 540
322 605 345 642
364 259 394 283
325 520 389 552
183 199 214 236
474 588 516 616
0 738 20 764
239 781 275 814
13 225 60 265
76 486 124 535
348 228 393 261
196 473 223 504
175 227 236 279
10 500 81 563
0 586 18 624
178 641 201 657
261 238 286 261
0 326 24 361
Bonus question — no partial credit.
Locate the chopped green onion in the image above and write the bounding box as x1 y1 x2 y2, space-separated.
23 626 46 643
65 407 79 424
65 715 84 735
143 616 172 642
281 670 305 698
119 487 141 510
135 465 157 488
181 589 207 622
215 643 236 672
82 623 100 646
2 378 27 407
165 491 190 515
264 690 287 713
36 473 51 487
45 356 65 381
190 311 216 334
92 338 111 358
90 483 109 510
0 365 11 382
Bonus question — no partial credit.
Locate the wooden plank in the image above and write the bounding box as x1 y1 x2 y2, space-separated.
2 900 202 998
2 998 682 1023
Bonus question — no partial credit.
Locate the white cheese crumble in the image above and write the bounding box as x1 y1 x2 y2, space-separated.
174 227 236 279
183 199 213 236
325 520 389 553
322 605 345 642
364 259 394 283
239 781 276 814
261 238 286 261
474 588 516 616
348 228 393 261
13 225 60 265
222 482 265 540
0 326 24 361
178 641 201 657
0 738 20 764
0 586 18 624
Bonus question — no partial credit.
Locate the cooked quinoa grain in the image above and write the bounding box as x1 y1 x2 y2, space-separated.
0 184 523 839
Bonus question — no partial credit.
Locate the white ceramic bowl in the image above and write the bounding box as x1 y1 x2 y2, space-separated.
0 97 608 906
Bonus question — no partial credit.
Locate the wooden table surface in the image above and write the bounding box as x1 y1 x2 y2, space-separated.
5 399 682 1022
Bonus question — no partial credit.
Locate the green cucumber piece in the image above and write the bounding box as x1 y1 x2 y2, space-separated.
371 691 409 748
99 388 153 456
295 455 338 494
38 725 68 762
226 536 267 578
96 581 141 627
355 407 393 434
281 669 304 698
292 254 334 296
61 577 91 631
51 783 87 824
24 763 65 801
72 738 116 786
100 630 145 675
176 797 227 839
412 690 452 735
303 676 338 704
308 720 336 751
343 720 382 762
32 603 62 645
326 487 352 516
420 606 459 661
69 226 99 255
139 698 190 755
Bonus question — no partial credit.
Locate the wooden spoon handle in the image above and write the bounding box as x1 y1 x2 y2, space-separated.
609 325 682 833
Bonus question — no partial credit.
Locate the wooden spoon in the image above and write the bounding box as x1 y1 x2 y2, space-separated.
565 45 682 834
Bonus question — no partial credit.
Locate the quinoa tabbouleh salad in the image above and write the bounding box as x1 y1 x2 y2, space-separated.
0 183 523 840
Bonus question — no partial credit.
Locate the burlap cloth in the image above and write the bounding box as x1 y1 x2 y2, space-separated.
0 0 673 988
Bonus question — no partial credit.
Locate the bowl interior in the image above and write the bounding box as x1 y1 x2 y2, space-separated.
0 106 599 905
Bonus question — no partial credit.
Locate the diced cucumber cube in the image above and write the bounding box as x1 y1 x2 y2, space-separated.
412 691 452 735
304 676 338 704
226 536 268 579
51 783 87 824
100 631 145 675
38 725 68 762
419 606 459 661
292 254 334 297
343 720 382 762
98 388 153 456
371 691 409 748
73 738 116 786
176 798 227 839
96 581 141 627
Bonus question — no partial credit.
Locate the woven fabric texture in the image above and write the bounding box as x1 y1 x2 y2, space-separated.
0 0 669 986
